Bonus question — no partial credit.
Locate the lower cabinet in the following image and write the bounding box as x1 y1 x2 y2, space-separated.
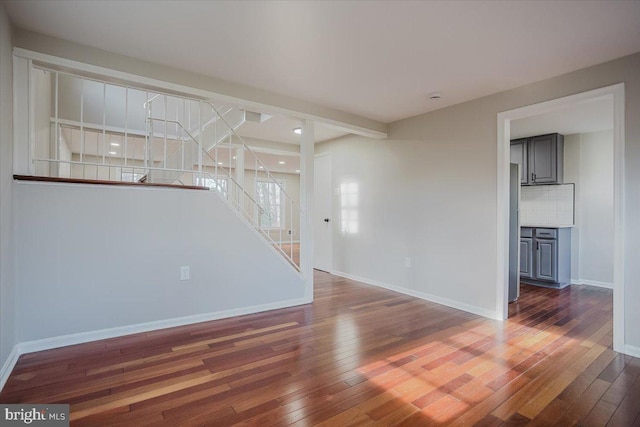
520 227 571 289
520 237 533 279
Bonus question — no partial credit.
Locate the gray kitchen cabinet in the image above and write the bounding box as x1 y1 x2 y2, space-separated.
529 133 564 184
535 238 557 282
510 139 529 185
520 227 571 288
519 237 533 279
510 133 564 185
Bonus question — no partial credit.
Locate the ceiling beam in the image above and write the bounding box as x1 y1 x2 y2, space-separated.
13 28 388 139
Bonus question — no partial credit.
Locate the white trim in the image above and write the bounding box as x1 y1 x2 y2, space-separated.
496 110 510 320
247 146 301 157
332 270 498 320
624 345 640 359
313 152 333 272
0 346 21 392
570 279 614 289
13 48 387 140
299 120 315 300
13 55 30 174
0 295 311 393
611 84 626 354
496 83 626 354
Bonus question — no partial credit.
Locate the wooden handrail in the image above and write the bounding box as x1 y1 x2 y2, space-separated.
13 175 209 190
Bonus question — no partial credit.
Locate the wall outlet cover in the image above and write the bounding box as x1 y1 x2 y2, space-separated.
180 266 190 281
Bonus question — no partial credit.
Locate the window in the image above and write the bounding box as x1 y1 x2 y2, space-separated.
121 169 145 183
196 177 228 198
256 179 285 229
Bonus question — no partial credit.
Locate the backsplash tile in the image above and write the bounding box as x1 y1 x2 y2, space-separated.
521 184 575 226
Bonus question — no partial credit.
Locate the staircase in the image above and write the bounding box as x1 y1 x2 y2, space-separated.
21 64 304 274
146 105 246 185
142 98 302 272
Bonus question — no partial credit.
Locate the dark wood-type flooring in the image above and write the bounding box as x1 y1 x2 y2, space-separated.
1 271 638 426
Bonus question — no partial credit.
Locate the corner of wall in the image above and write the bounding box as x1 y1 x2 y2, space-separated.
0 1 16 382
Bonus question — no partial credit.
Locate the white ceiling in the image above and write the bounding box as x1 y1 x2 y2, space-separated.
246 151 300 175
237 114 348 145
6 1 640 124
511 97 613 139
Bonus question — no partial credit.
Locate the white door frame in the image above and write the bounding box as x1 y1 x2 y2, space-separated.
313 152 333 272
496 83 625 354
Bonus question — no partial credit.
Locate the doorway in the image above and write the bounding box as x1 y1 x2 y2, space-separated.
496 84 625 353
314 153 332 272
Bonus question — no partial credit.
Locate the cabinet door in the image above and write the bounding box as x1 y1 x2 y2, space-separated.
510 139 529 184
535 238 557 282
520 238 533 279
529 134 557 183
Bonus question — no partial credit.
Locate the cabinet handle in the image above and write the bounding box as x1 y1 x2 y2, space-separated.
537 241 539 250
531 173 536 182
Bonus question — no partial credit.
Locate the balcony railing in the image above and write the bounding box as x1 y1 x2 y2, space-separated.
26 65 303 272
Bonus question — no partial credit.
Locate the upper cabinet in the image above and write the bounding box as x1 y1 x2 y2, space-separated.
510 138 529 184
510 133 564 185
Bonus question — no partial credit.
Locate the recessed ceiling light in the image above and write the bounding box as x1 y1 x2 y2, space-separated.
258 166 264 169
278 161 286 165
293 127 302 135
295 169 300 173
108 151 117 155
428 92 442 100
110 142 120 147
217 162 223 165
232 156 236 160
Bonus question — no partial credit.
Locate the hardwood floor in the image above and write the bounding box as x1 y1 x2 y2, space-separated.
1 271 638 426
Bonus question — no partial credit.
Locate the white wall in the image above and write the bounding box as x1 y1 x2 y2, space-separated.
317 120 497 317
9 30 640 351
13 182 305 342
564 130 614 286
319 53 640 351
0 3 16 375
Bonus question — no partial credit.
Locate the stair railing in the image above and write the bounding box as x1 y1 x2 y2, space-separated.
145 114 301 271
201 101 303 268
202 101 301 212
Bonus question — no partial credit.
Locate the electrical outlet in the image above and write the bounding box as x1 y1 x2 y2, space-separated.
405 257 411 268
180 266 190 281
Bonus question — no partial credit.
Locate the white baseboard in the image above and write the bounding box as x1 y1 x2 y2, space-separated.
0 345 20 392
18 296 311 355
0 295 311 392
624 344 640 359
331 270 497 320
570 279 614 289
